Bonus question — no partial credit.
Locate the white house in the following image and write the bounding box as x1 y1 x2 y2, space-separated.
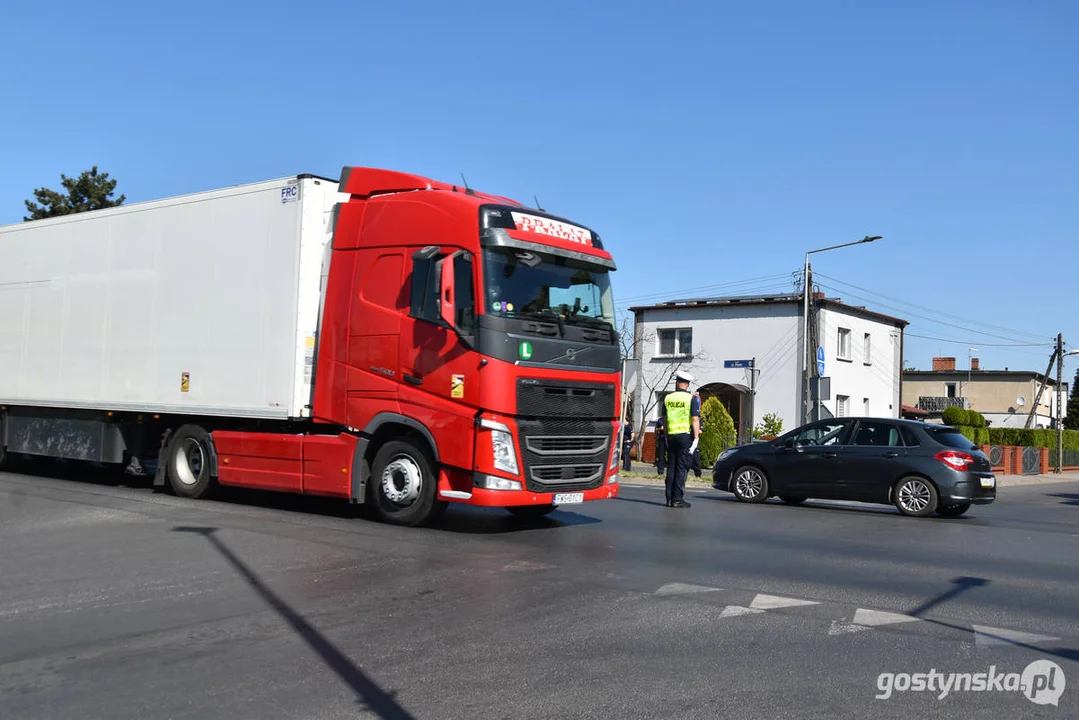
629 293 908 441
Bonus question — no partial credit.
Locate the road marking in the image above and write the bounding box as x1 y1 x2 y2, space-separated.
719 605 766 618
829 621 871 635
749 593 820 610
655 583 721 595
852 608 920 627
971 625 1061 648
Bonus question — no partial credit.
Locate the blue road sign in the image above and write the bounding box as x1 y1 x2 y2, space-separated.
816 345 825 376
724 359 754 369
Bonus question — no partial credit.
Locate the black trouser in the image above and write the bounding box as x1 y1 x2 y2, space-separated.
656 435 668 474
622 441 633 471
664 433 692 504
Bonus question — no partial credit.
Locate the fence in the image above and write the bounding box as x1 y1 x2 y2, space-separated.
1048 448 1079 471
981 445 1048 476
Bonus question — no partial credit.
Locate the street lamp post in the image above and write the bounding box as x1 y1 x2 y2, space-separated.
801 235 883 425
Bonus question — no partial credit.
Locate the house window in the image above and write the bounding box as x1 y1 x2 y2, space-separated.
863 397 870 416
837 328 851 360
657 328 692 357
946 383 957 398
837 395 849 417
863 333 872 365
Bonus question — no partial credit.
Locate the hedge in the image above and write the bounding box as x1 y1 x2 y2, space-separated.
986 426 1079 450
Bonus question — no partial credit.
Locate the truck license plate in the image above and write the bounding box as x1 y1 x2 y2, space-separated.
554 492 584 505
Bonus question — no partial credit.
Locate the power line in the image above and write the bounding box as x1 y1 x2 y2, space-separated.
814 280 1050 346
616 273 795 307
903 332 1049 348
814 273 1050 343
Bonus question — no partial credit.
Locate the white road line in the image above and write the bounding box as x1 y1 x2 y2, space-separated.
971 625 1061 647
852 608 921 627
720 605 766 618
750 593 820 610
655 583 722 595
829 621 871 635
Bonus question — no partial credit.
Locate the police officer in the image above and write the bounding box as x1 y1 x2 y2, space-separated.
663 370 701 508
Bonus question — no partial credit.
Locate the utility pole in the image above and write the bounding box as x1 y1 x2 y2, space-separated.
1025 344 1059 429
802 259 812 425
1056 333 1063 473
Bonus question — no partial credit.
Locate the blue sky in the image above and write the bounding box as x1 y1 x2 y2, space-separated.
2 0 1076 376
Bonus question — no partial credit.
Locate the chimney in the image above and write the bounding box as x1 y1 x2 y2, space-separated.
971 358 980 371
932 357 957 371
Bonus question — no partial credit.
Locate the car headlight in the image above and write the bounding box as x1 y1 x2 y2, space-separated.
480 418 519 475
717 448 738 462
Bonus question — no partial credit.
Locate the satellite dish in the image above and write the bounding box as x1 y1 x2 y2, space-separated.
1016 396 1026 407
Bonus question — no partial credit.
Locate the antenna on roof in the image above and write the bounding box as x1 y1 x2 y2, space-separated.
534 194 545 211
460 173 475 195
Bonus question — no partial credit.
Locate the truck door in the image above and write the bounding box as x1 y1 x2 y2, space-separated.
398 247 479 474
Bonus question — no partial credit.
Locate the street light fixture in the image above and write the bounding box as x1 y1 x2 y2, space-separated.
801 235 883 424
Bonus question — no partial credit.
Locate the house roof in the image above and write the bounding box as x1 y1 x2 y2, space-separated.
629 292 909 328
903 369 1063 385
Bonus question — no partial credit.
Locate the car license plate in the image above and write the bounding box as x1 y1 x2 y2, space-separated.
554 492 584 505
980 475 996 488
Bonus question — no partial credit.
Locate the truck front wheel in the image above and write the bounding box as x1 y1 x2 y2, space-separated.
165 425 215 499
369 439 445 527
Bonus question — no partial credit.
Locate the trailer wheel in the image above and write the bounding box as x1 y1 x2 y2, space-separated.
165 425 215 499
369 439 444 527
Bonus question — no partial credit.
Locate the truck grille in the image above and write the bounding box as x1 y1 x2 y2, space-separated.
524 435 609 456
517 418 613 493
516 379 616 418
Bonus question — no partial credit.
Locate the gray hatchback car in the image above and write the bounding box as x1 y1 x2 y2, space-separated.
711 417 996 517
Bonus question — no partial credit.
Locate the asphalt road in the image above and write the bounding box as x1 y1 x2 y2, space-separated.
2 462 1078 720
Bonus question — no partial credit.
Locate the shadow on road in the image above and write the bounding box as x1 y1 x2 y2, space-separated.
1045 493 1079 506
432 506 601 534
615 496 669 508
908 576 1079 663
172 526 417 720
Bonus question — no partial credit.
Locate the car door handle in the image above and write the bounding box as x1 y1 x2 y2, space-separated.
823 452 838 459
883 452 898 458
404 374 423 386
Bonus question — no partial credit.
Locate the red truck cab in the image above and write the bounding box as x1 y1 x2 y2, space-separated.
310 167 622 525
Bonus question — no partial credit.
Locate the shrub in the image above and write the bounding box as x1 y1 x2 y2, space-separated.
988 428 1004 445
957 426 977 443
969 411 987 428
699 397 736 467
942 406 967 426
975 427 990 445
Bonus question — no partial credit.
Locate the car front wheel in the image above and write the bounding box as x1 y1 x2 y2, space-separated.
731 466 769 503
894 476 939 517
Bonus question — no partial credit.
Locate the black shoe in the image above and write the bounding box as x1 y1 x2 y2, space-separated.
671 500 691 508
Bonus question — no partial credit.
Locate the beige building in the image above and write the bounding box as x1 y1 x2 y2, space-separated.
902 356 1068 428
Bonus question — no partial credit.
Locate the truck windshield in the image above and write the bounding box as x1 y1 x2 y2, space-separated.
482 248 615 330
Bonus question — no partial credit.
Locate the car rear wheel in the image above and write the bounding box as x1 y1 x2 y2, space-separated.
894 476 938 517
937 502 970 518
732 466 769 503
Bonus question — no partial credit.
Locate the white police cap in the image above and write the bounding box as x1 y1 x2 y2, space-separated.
675 370 694 383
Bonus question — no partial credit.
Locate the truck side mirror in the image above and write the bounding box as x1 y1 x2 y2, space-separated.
439 255 455 328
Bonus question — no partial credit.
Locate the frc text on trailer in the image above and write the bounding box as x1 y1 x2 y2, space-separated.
0 167 623 526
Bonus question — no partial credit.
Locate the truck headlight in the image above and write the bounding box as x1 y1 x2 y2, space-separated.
480 418 519 475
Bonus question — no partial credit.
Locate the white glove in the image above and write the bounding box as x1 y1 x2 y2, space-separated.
689 438 698 454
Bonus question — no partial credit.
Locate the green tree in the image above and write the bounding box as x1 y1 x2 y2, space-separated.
24 166 125 221
753 411 783 439
699 397 737 467
1065 368 1079 431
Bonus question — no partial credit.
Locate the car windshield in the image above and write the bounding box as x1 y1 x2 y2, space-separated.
928 427 977 450
482 248 615 329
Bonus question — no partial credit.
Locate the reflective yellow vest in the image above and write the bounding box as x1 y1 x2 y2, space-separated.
664 391 693 435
